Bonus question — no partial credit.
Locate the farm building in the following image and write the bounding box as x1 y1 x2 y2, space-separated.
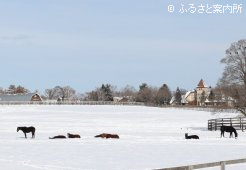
113 97 130 102
170 79 211 106
0 93 42 103
170 79 235 107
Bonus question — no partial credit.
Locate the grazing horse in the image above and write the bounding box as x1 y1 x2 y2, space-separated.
185 133 199 139
220 125 238 138
67 133 81 138
49 135 66 139
17 126 35 138
95 133 120 139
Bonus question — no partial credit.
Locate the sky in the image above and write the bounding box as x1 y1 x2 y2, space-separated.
0 0 245 94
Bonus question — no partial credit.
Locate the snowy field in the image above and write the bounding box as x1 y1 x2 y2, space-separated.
0 105 246 170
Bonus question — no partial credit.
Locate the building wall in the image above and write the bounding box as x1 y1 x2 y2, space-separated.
196 87 210 106
186 92 195 103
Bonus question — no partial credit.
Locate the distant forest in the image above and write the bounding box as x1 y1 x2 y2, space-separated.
0 83 177 106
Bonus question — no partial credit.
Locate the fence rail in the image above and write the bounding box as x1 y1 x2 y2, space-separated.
0 101 239 114
0 100 145 106
208 117 246 131
156 158 246 170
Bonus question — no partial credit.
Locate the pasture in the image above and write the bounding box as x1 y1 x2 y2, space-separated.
0 105 245 170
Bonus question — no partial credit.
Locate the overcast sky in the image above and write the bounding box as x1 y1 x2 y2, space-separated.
0 0 245 93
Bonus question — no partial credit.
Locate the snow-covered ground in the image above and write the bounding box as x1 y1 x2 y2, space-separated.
0 105 245 170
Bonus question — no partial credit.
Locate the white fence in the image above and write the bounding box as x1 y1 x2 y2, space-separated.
155 158 246 170
0 100 145 106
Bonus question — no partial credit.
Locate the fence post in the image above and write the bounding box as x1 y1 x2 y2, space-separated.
221 118 223 130
240 117 242 131
220 161 225 170
243 118 244 132
215 120 217 131
208 120 210 131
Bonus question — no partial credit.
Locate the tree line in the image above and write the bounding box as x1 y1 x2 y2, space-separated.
84 83 173 105
1 39 246 115
0 83 175 105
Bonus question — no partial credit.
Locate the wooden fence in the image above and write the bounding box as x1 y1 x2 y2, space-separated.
155 158 246 170
208 117 246 131
0 101 238 113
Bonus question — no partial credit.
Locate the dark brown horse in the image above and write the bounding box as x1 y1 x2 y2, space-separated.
67 133 81 138
49 135 66 139
185 133 199 139
95 133 119 139
220 125 238 138
17 126 35 138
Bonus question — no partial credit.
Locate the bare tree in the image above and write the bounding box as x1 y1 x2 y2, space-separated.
85 90 99 101
44 89 56 100
0 87 4 94
136 83 157 104
218 39 246 115
219 39 246 86
44 86 76 101
61 86 76 100
120 85 137 100
155 84 172 105
44 86 61 100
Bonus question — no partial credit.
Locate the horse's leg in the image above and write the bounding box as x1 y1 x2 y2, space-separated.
32 132 35 138
221 131 224 137
24 133 27 138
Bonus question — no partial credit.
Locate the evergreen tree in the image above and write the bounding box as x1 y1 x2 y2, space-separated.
175 87 182 105
100 84 113 101
208 90 215 101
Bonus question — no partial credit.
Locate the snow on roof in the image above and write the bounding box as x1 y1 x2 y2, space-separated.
181 95 188 104
184 90 194 99
0 93 41 102
169 96 175 104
